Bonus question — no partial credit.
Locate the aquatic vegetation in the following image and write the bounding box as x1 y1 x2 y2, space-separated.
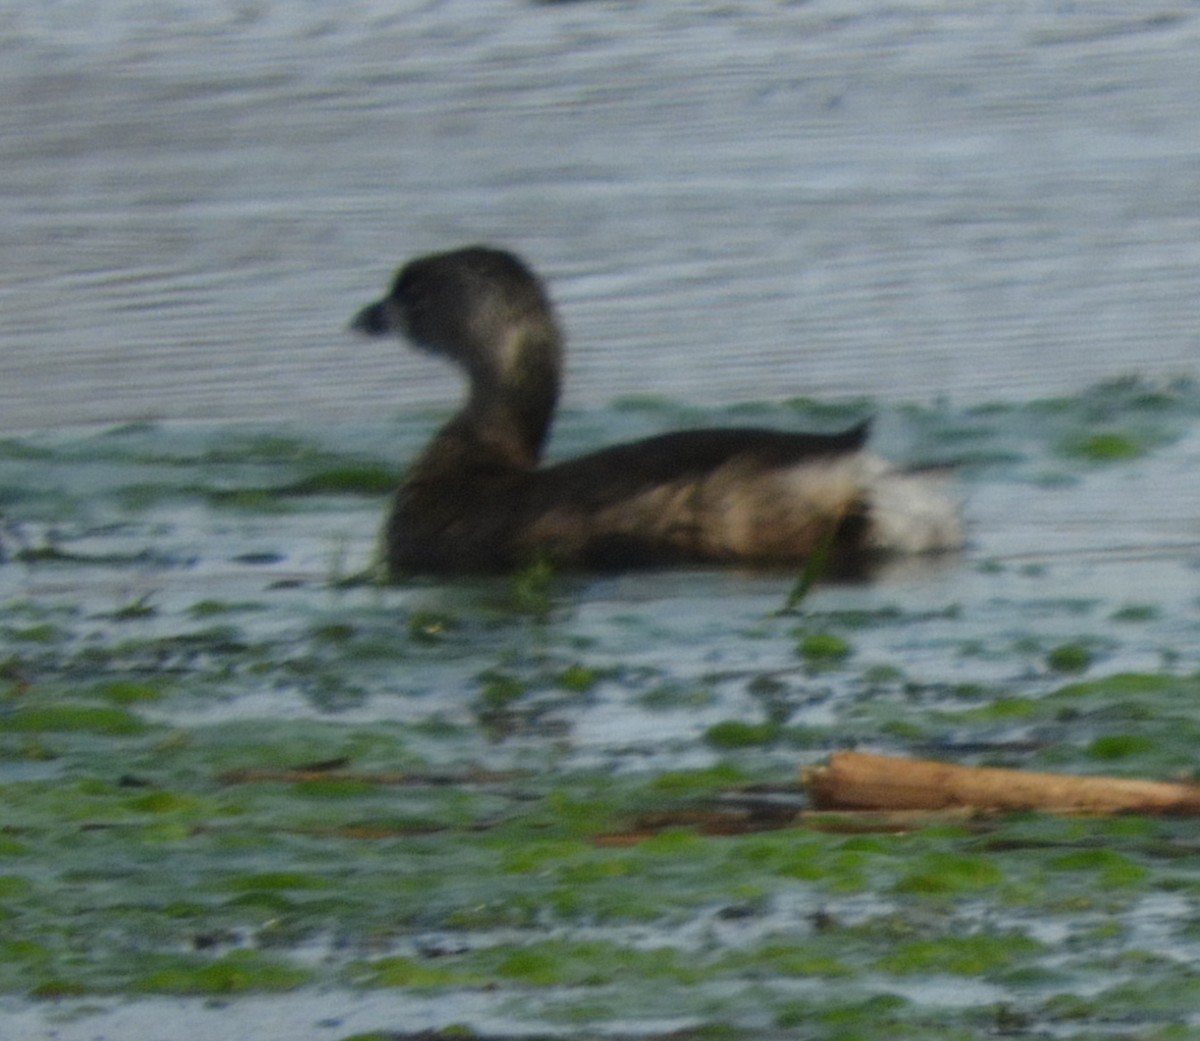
133 952 313 994
6 703 149 736
704 720 781 749
875 932 1044 976
2 383 1200 1036
1062 431 1149 462
893 852 1006 896
1045 642 1093 674
797 631 853 666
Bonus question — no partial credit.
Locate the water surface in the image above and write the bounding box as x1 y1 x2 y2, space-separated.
4 3 1200 1039
2 0 1198 428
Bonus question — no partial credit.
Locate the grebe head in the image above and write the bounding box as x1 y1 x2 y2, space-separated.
352 245 565 467
351 245 562 387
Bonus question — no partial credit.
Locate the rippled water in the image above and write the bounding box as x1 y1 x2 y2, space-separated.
2 0 1198 429
4 389 1200 1041
4 5 1200 1039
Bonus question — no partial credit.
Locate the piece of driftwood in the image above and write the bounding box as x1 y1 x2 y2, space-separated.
804 751 1200 816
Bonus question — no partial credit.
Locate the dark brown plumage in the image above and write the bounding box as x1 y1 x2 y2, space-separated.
352 245 962 576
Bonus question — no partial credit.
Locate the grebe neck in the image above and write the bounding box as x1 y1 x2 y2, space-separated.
423 326 562 473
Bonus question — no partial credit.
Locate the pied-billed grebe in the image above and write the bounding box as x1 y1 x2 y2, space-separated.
352 246 963 576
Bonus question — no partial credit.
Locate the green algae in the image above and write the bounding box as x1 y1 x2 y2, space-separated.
222 872 335 893
276 465 401 497
797 631 853 666
1047 849 1150 887
6 704 150 736
352 956 483 989
1086 734 1158 760
492 940 700 987
1062 431 1150 462
892 852 1005 896
3 387 1200 1037
1051 672 1192 700
704 720 780 748
1111 604 1160 623
556 663 600 693
1045 642 1093 674
133 951 313 994
95 680 166 704
876 932 1044 977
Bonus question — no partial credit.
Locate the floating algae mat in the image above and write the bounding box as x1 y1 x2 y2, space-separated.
4 380 1200 1040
